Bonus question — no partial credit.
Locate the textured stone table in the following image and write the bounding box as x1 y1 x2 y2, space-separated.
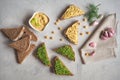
0 0 120 80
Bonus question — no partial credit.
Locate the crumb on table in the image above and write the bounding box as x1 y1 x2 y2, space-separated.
49 36 53 40
44 36 48 39
85 53 89 56
83 26 88 29
86 31 91 35
51 31 55 34
58 27 62 30
83 17 87 22
54 19 60 25
59 38 63 41
80 32 84 36
54 22 57 25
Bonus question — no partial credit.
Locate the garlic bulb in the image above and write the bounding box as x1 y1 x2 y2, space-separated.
100 27 115 40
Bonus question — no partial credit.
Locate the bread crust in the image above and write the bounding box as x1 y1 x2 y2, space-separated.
9 35 31 52
1 27 25 41
17 44 35 64
22 25 38 41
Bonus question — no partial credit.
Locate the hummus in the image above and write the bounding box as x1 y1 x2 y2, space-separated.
60 4 85 20
29 12 49 31
65 21 80 44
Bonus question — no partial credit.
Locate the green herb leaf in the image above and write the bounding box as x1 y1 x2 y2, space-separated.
85 4 100 23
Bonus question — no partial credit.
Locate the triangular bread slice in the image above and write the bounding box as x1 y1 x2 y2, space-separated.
36 43 51 66
53 45 75 61
22 26 38 41
17 44 35 64
60 4 85 20
65 21 80 44
1 27 25 41
9 35 31 52
53 56 73 76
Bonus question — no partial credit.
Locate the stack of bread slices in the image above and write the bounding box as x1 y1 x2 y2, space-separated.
1 25 37 64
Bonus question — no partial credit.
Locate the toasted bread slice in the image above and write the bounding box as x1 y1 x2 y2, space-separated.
53 45 75 61
17 44 35 64
36 43 51 66
60 4 85 20
9 36 31 52
22 26 38 41
53 56 73 76
65 21 80 44
1 27 25 41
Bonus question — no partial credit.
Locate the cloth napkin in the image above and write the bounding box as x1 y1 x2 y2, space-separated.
80 14 117 64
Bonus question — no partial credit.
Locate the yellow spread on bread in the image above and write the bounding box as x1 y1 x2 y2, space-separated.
65 21 80 44
60 5 85 20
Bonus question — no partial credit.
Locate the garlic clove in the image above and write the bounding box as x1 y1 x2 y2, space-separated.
108 32 114 38
101 35 108 40
90 51 95 56
89 42 96 48
103 31 109 37
107 28 115 34
91 21 99 26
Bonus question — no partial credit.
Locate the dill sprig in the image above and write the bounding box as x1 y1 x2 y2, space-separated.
85 4 101 23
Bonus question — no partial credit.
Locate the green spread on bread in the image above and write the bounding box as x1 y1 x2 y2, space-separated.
54 45 75 61
36 43 51 66
54 57 73 75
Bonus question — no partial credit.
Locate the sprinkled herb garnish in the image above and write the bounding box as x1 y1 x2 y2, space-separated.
85 4 101 23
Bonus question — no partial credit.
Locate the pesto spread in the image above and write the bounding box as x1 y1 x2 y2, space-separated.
55 57 72 75
54 45 75 61
36 43 51 66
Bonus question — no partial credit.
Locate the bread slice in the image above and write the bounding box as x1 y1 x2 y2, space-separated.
36 43 51 66
17 44 35 64
65 21 80 44
53 56 73 76
22 26 38 41
1 27 25 41
9 35 31 52
60 4 85 20
53 45 75 61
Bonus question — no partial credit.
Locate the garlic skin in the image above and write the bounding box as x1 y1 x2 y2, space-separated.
90 14 104 26
107 28 115 34
91 21 99 26
100 27 115 40
89 42 96 48
103 31 109 37
85 51 95 56
108 32 114 38
101 35 108 40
